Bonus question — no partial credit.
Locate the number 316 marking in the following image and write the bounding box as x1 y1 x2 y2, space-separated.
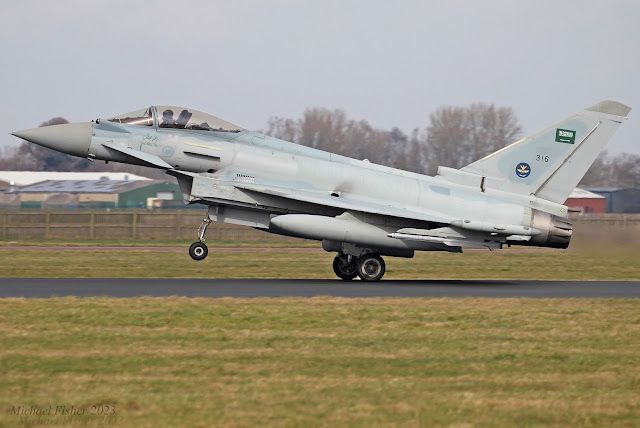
536 155 549 162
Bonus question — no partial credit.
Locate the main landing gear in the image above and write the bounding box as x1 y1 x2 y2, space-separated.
189 218 211 261
332 253 386 282
333 254 358 281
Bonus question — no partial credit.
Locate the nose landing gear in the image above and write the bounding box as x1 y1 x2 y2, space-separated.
189 217 211 261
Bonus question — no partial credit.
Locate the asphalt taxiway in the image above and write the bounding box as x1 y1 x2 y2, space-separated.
0 278 639 298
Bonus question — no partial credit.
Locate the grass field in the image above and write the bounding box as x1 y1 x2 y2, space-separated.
1 241 638 426
0 240 638 280
1 297 640 427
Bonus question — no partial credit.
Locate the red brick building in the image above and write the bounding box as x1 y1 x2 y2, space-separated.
564 188 607 214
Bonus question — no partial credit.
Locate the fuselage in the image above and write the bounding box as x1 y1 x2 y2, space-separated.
88 115 568 251
91 118 524 218
11 104 576 256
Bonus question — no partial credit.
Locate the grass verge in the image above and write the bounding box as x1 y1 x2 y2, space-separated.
0 238 316 248
1 297 639 427
0 241 638 280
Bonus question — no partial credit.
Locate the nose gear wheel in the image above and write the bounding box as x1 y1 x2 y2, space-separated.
189 242 208 261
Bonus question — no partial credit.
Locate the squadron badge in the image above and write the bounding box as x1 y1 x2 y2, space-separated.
515 162 531 178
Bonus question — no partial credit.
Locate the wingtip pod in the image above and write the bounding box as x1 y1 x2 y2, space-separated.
585 100 632 117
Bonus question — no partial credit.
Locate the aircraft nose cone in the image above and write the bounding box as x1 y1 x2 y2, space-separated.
11 122 92 158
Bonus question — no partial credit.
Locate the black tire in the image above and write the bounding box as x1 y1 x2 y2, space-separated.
356 254 386 282
333 254 358 281
189 242 208 261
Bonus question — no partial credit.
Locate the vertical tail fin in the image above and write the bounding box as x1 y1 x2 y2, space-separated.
461 101 631 203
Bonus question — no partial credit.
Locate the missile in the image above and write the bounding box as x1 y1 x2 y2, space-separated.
450 220 541 236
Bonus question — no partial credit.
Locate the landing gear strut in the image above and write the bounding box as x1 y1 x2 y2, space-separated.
332 253 386 281
189 217 211 261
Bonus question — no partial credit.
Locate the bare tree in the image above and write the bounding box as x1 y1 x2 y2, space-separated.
298 108 350 152
0 146 20 170
423 103 522 174
467 103 522 155
580 151 611 187
579 151 640 188
386 127 410 170
265 116 298 142
263 105 529 175
404 129 427 174
423 106 469 174
609 153 640 188
340 119 388 163
263 107 392 164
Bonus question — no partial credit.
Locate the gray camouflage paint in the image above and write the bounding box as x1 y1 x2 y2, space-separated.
11 101 631 260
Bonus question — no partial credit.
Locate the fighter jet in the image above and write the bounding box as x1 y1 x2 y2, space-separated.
11 102 631 281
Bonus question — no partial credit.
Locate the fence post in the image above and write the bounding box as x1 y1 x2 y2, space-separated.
215 216 222 241
45 212 51 238
132 212 138 239
175 211 181 240
89 212 95 239
1 213 6 240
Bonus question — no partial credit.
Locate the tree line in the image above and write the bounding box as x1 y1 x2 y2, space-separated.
1 105 638 188
264 105 639 187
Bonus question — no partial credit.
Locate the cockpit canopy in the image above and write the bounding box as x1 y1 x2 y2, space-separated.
107 106 244 132
108 107 154 126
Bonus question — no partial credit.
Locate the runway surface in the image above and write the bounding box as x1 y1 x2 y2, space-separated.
1 278 639 298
